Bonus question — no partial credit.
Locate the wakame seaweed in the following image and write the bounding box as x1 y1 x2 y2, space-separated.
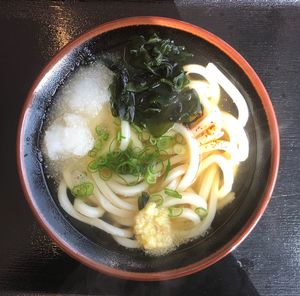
107 33 202 137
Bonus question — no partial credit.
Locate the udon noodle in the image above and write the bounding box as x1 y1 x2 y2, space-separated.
43 37 249 255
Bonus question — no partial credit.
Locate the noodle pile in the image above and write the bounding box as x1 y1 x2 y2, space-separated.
54 62 249 253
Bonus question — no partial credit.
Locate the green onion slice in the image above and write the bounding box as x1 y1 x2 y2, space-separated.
164 188 182 199
168 206 183 217
164 159 171 179
88 148 98 158
149 136 157 145
88 160 100 172
195 207 208 219
95 126 109 141
147 160 163 175
156 136 173 150
145 173 157 184
175 134 185 144
149 194 163 207
141 130 151 141
116 131 125 142
71 182 94 198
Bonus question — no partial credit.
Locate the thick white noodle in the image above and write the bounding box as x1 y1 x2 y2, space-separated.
198 154 234 198
106 179 148 197
186 187 197 194
185 171 219 239
206 63 249 127
58 181 133 238
130 126 143 149
122 196 138 205
92 173 137 211
173 124 200 191
173 144 186 155
162 164 187 188
183 64 220 104
119 120 131 151
200 140 240 164
165 155 186 167
188 81 211 102
166 177 181 190
112 174 143 185
113 236 140 248
189 81 213 112
88 194 99 205
93 186 134 218
198 130 224 145
222 112 249 161
109 214 135 227
180 208 201 225
163 192 207 209
198 165 218 201
217 192 235 209
191 108 222 137
73 198 104 218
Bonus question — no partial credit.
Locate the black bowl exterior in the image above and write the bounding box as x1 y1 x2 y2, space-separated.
17 17 280 281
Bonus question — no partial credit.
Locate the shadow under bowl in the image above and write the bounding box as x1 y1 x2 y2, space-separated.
17 17 280 281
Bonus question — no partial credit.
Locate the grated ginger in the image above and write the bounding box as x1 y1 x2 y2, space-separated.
134 202 173 253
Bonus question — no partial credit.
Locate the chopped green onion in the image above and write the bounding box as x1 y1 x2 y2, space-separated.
138 192 150 210
141 130 150 141
156 136 173 150
149 136 157 145
155 160 164 173
164 188 182 199
88 160 100 172
145 173 156 184
164 159 171 179
173 144 186 155
88 148 98 158
108 138 117 153
149 194 163 207
175 134 185 144
117 131 125 142
71 182 94 198
86 138 166 184
95 126 109 141
131 146 143 155
117 174 140 186
147 164 155 175
195 207 208 219
147 160 163 175
168 206 183 217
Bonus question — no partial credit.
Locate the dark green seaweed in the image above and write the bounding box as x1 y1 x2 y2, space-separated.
107 33 202 137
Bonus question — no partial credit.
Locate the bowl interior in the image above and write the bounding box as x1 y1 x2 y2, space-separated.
20 25 271 274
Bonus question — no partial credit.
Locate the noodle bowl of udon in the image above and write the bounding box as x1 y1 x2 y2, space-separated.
17 17 279 280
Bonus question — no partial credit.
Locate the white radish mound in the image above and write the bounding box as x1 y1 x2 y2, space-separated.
59 63 114 118
44 113 94 160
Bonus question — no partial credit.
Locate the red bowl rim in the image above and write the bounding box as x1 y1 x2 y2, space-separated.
17 16 280 281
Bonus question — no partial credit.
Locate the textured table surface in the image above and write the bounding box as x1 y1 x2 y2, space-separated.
0 1 299 295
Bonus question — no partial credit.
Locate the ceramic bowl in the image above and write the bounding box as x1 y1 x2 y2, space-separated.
17 17 280 281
